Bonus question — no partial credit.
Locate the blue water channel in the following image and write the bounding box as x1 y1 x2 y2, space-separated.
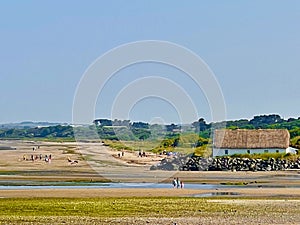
1 180 299 190
0 180 223 190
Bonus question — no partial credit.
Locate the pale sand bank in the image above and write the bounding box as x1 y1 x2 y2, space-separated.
1 187 300 198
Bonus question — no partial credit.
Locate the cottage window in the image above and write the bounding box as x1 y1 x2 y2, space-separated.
264 150 268 153
225 150 228 155
276 150 279 153
247 150 250 154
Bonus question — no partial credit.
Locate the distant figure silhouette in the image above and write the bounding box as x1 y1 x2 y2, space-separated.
172 178 177 188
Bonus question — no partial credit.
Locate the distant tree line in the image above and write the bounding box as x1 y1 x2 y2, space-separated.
0 125 74 139
0 115 300 147
192 114 300 139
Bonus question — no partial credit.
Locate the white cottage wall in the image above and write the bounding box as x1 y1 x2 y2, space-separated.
212 148 286 157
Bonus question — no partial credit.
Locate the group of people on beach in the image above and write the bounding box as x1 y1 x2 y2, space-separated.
172 177 184 189
21 145 52 163
23 154 52 163
117 150 125 158
138 150 146 157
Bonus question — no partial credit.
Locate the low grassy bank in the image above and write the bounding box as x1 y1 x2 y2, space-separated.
0 197 299 224
0 197 221 218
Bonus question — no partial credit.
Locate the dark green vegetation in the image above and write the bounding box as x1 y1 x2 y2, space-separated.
0 125 75 140
1 114 300 155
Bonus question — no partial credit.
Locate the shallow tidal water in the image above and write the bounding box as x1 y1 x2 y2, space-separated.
1 180 300 191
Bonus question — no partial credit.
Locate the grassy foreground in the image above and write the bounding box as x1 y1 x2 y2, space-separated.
0 197 300 224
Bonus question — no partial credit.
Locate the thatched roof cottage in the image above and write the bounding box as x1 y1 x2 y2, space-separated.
213 129 292 157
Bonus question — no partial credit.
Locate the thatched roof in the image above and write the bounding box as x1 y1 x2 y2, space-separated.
213 129 290 149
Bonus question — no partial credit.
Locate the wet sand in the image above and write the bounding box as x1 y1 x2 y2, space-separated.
1 187 300 198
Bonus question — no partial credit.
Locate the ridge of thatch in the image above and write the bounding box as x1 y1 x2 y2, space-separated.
213 129 290 149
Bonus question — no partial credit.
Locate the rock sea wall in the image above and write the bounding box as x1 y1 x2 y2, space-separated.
150 155 300 171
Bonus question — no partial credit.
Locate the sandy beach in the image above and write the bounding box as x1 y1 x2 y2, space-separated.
1 140 300 224
1 140 300 199
1 132 299 225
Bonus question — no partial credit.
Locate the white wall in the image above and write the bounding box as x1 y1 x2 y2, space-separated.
212 148 286 157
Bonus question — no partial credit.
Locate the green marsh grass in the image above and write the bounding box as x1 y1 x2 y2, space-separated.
0 197 235 218
1 197 300 224
0 197 299 217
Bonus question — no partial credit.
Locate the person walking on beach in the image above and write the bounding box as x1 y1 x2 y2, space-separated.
172 177 177 188
180 180 184 189
176 177 180 189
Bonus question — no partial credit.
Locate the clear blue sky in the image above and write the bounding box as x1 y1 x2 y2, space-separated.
1 0 299 124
